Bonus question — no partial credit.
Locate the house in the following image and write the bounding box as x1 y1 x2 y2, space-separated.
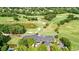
7 33 58 50
22 33 56 46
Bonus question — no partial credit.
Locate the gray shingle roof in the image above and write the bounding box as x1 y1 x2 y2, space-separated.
22 34 55 45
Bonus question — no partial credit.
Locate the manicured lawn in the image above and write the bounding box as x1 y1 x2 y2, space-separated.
39 13 69 35
59 20 79 50
50 13 69 24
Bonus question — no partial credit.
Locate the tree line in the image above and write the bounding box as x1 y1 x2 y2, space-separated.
0 7 79 16
0 24 26 34
0 32 11 51
57 14 79 25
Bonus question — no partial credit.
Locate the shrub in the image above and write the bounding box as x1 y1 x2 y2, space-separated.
18 39 28 47
0 24 26 34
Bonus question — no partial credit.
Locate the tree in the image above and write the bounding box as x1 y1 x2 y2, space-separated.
0 32 11 51
54 27 59 33
29 17 38 21
0 33 11 47
62 47 69 51
13 16 19 21
18 39 28 47
16 45 27 51
60 37 71 50
0 25 10 34
26 38 36 47
43 23 49 28
50 43 61 51
37 44 48 51
2 36 11 44
28 46 37 51
59 20 65 25
18 38 35 48
18 38 36 51
1 45 9 51
44 14 56 21
0 24 26 34
67 14 74 21
10 24 26 34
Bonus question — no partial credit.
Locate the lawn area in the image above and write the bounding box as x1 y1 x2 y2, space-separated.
39 13 79 50
39 23 57 35
0 17 15 24
0 15 47 35
50 13 69 24
59 20 79 50
0 17 14 21
7 35 21 45
39 13 69 35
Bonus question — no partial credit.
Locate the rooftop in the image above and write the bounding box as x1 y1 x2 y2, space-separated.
22 34 55 45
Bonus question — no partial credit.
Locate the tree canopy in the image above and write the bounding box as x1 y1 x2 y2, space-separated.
0 24 26 34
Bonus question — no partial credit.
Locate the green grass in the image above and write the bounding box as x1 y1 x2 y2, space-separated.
39 13 69 35
50 13 69 24
0 17 14 21
7 35 21 45
45 13 79 50
59 20 79 50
